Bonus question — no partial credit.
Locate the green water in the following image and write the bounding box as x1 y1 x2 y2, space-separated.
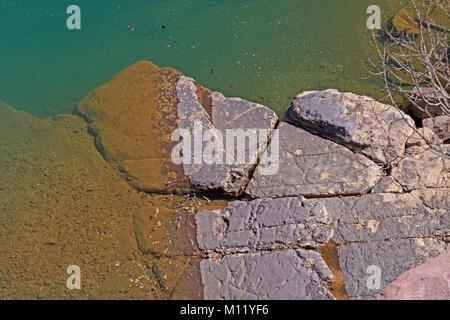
0 0 403 117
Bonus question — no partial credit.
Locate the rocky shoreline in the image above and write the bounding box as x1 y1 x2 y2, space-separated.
0 60 448 299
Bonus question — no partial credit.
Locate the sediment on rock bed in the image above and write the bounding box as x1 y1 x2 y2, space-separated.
1 60 449 300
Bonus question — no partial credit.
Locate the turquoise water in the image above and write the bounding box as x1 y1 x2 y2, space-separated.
0 0 402 117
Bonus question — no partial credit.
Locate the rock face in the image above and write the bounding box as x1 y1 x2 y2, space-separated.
194 87 448 301
77 62 277 196
410 87 447 119
197 197 338 300
196 197 335 254
423 115 450 142
200 250 334 300
176 76 278 195
284 89 416 165
245 122 382 199
334 188 450 299
196 188 449 300
375 250 450 300
391 145 450 191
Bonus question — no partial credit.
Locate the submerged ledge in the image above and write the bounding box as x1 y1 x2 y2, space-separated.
0 61 448 300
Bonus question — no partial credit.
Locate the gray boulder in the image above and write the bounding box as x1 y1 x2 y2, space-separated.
284 89 416 165
176 76 278 195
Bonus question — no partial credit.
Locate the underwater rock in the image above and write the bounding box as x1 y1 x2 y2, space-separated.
284 89 416 165
0 100 228 300
375 250 450 300
200 250 335 300
76 61 189 194
245 122 382 199
0 101 163 299
76 61 277 196
423 115 450 142
392 8 419 34
391 145 450 191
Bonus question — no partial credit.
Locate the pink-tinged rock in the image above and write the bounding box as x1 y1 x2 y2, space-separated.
375 250 450 300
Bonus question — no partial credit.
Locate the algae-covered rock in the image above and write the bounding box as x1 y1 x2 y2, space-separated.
76 61 190 194
392 8 419 34
76 62 277 196
0 101 225 300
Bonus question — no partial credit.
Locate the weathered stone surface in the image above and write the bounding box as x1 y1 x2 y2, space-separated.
77 62 276 196
284 89 416 164
195 196 359 300
200 250 334 300
405 127 441 148
391 145 450 190
423 115 450 142
371 176 403 194
334 189 450 299
178 77 278 195
375 250 450 300
339 238 448 299
196 197 335 254
334 190 450 244
410 87 448 119
245 122 382 199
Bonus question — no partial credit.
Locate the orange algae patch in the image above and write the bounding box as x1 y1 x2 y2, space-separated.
319 241 349 300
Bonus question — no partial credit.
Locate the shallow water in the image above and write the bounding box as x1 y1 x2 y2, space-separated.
0 0 403 117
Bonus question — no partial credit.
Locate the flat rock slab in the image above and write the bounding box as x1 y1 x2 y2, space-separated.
375 250 450 300
196 197 336 254
245 122 382 199
334 189 450 299
196 188 449 300
284 89 416 164
200 250 334 300
391 145 450 191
